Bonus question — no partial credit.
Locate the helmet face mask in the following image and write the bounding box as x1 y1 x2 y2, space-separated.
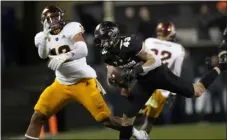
46 12 63 30
156 21 176 42
41 6 65 34
94 21 120 50
100 39 114 48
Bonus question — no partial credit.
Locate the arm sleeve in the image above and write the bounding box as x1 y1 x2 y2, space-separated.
34 32 49 59
65 41 88 60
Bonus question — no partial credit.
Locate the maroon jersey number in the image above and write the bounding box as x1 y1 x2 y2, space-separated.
151 49 172 65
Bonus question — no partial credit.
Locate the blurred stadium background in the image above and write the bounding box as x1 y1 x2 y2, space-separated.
1 1 226 139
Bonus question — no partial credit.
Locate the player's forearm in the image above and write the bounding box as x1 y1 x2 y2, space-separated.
142 54 162 73
106 65 115 86
135 47 162 74
65 41 88 60
37 43 49 59
35 33 49 59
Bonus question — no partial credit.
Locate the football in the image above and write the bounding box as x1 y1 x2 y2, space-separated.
109 67 128 88
111 67 124 82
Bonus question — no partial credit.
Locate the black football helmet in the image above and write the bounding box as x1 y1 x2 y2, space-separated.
94 21 120 49
41 6 65 33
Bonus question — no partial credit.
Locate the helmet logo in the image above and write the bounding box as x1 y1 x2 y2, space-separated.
43 8 49 14
108 32 113 36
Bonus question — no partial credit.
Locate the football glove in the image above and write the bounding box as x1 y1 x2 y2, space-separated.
122 65 144 82
48 54 69 70
122 69 137 82
205 57 212 69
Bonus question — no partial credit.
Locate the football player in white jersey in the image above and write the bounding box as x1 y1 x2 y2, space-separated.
24 6 126 140
139 21 185 134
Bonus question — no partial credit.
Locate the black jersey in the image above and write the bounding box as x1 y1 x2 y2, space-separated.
101 35 143 69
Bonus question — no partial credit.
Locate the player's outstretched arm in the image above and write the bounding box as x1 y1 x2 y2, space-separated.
121 41 162 83
135 45 162 74
193 27 227 97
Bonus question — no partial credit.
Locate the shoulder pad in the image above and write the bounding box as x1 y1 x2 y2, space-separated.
123 35 143 55
144 37 158 44
145 37 159 42
171 42 185 56
63 22 85 40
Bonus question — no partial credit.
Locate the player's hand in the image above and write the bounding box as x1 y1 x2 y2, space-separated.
43 19 51 37
48 54 68 70
122 69 137 82
193 83 205 97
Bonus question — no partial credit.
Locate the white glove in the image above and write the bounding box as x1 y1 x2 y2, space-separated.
48 54 69 70
43 19 51 37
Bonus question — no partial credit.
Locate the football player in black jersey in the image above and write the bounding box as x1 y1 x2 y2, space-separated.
94 21 227 140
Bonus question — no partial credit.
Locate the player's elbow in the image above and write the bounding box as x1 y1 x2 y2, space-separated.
39 54 48 59
38 45 48 59
81 44 88 57
74 41 88 58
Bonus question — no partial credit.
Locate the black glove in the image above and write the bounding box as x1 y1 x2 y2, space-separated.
122 65 144 82
122 69 137 82
205 57 212 69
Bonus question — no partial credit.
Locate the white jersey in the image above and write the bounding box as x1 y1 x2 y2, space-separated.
34 22 96 85
144 38 185 106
